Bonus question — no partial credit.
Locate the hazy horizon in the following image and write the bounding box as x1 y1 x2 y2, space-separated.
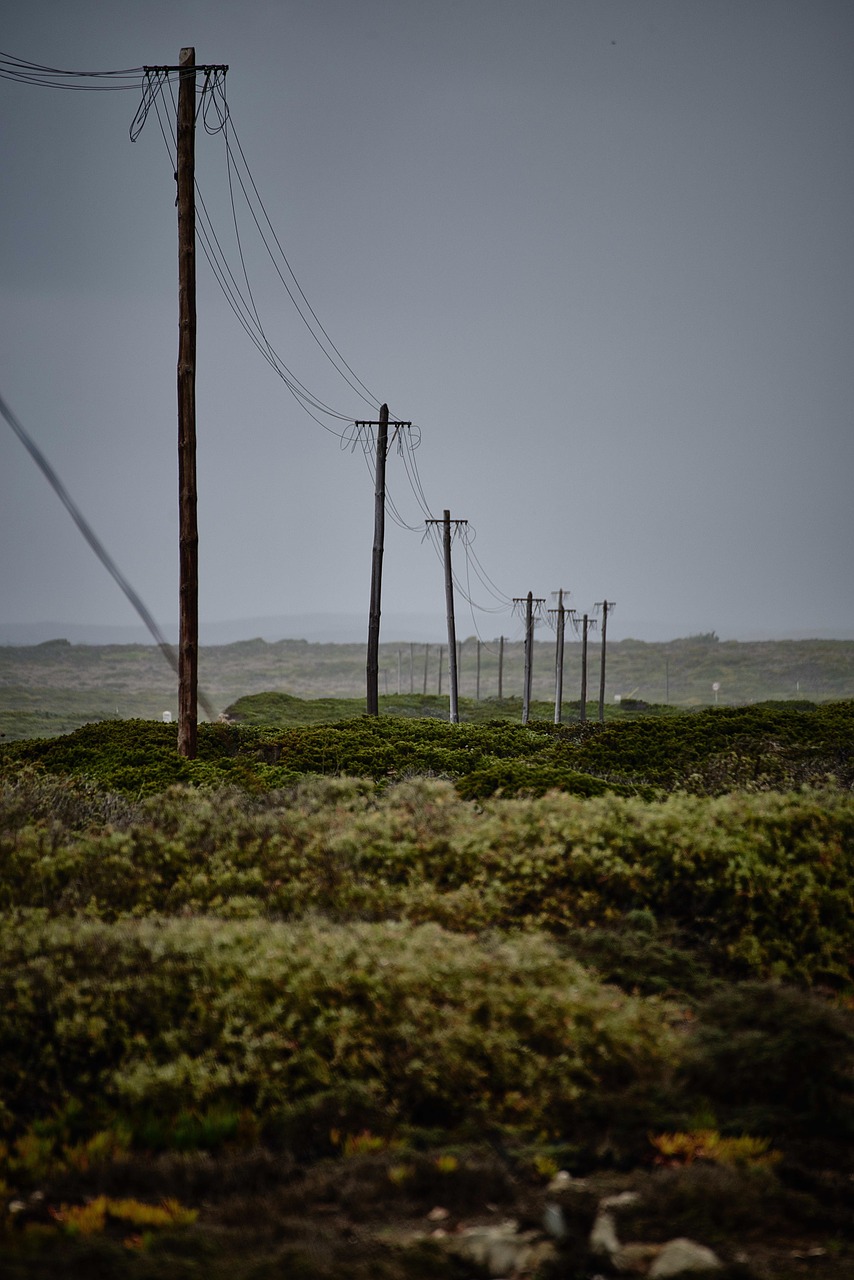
2 611 853 651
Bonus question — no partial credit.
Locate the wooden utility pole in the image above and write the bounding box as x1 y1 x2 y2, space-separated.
596 600 615 722
360 409 411 714
426 510 466 723
514 593 545 725
498 635 505 700
551 589 569 725
578 612 596 723
523 593 534 724
445 512 459 722
176 46 198 759
365 404 389 715
476 639 481 701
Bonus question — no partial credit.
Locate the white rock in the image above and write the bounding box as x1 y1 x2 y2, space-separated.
589 1209 621 1258
648 1237 723 1277
446 1224 555 1279
601 1190 641 1210
542 1201 567 1240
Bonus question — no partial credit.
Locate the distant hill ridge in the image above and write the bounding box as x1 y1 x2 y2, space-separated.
3 615 854 647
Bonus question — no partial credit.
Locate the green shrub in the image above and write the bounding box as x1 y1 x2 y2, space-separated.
0 915 677 1155
1 780 851 986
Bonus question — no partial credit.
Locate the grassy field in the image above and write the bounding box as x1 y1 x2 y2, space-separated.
1 633 853 740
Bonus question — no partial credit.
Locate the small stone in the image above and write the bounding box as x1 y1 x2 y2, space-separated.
649 1238 722 1278
614 1242 664 1274
542 1202 567 1240
427 1206 450 1222
547 1169 575 1191
445 1223 549 1279
590 1210 621 1258
601 1191 641 1211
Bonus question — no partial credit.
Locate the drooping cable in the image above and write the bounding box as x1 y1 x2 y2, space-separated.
149 80 356 436
0 49 145 90
0 389 218 721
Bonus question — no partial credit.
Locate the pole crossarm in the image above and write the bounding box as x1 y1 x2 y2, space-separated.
144 64 229 73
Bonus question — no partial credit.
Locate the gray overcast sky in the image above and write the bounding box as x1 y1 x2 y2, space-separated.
1 0 852 644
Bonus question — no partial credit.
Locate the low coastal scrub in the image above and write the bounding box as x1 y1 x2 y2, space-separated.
2 774 851 986
0 916 677 1160
3 701 853 797
1 706 852 1275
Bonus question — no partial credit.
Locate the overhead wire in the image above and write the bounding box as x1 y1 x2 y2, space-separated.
4 51 525 646
0 50 145 90
150 77 357 436
0 389 218 721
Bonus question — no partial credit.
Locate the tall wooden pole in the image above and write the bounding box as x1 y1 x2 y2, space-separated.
366 404 389 715
177 46 198 759
597 600 610 722
580 613 589 723
476 639 481 701
522 591 533 725
498 635 504 700
442 510 460 723
554 589 565 725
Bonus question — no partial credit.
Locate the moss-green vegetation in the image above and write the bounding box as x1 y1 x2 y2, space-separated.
3 700 853 796
1 704 852 1275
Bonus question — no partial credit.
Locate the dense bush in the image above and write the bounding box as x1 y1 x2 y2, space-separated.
3 702 853 797
0 914 676 1153
1 777 852 986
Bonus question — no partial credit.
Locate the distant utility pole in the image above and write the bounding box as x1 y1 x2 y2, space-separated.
360 407 413 715
595 600 616 722
364 404 388 717
574 612 597 723
549 589 571 725
498 635 505 700
476 639 481 701
437 645 444 695
514 593 545 724
426 510 467 723
422 644 430 695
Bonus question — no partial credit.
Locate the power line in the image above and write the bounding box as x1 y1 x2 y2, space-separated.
0 49 146 90
5 48 524 652
147 80 358 436
0 389 218 721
